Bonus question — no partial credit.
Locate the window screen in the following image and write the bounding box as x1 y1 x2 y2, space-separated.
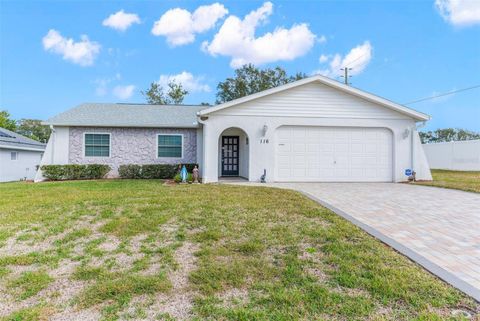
85 134 110 157
158 135 182 158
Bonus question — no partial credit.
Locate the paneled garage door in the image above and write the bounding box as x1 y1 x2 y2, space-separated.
275 126 393 182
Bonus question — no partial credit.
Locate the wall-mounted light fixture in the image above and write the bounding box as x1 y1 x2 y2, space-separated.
262 124 268 137
402 128 410 139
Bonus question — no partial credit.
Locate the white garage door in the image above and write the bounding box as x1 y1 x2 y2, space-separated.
276 126 393 182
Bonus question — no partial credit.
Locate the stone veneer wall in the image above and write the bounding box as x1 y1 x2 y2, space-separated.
69 127 197 177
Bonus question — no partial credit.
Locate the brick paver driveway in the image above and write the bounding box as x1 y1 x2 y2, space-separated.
267 183 480 301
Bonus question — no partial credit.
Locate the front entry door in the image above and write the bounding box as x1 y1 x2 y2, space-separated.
221 136 239 176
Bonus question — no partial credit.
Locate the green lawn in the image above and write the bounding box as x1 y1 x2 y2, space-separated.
413 169 480 193
0 180 477 320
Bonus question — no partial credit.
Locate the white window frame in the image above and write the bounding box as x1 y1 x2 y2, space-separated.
83 132 111 158
10 151 18 161
157 134 184 159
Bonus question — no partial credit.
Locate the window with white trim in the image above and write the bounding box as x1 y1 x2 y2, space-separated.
158 134 182 158
11 151 18 160
85 133 110 157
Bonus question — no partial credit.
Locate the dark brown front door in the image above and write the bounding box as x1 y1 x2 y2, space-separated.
221 136 239 176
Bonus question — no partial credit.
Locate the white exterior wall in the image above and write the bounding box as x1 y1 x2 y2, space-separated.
413 130 432 179
34 126 69 182
216 82 412 120
51 126 70 164
1 148 43 182
423 140 480 171
201 82 431 183
196 127 204 176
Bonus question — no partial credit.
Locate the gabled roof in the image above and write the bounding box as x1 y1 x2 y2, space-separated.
198 74 430 121
44 103 208 128
0 127 46 151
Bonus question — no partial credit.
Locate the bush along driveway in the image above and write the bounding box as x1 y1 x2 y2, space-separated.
0 180 478 320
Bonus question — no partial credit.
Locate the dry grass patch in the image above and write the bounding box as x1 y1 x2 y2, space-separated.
143 241 199 320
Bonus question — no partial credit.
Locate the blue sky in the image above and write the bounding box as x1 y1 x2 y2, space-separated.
1 0 479 131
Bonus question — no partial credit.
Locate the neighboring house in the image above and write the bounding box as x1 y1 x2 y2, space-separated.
423 140 480 171
0 127 45 182
36 75 432 183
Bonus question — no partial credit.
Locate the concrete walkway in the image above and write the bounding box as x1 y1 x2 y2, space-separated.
232 182 480 301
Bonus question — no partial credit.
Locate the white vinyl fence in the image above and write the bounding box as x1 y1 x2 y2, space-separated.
423 140 480 171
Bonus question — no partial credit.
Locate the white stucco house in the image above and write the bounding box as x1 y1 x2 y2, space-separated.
0 127 45 182
36 75 432 183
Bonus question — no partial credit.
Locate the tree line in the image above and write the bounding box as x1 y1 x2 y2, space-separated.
0 111 52 143
1 64 478 144
419 128 480 144
142 64 306 105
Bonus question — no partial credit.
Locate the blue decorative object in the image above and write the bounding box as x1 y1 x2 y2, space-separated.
405 169 412 176
181 165 188 183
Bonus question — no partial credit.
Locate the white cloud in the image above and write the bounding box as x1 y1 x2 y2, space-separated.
314 41 373 78
319 54 329 63
202 2 317 68
94 73 122 96
151 3 228 46
94 79 109 96
435 0 480 26
317 35 327 43
113 85 136 99
103 10 141 31
42 29 101 66
157 71 210 93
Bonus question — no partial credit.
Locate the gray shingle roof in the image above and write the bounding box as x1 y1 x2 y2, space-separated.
44 103 208 128
0 127 46 150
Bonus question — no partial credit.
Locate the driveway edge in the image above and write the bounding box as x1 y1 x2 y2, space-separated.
298 190 480 302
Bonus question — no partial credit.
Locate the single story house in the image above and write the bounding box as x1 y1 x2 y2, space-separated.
0 127 45 182
36 75 432 183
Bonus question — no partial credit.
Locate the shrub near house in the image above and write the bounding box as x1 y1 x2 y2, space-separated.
41 163 198 181
41 164 110 180
118 163 197 179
